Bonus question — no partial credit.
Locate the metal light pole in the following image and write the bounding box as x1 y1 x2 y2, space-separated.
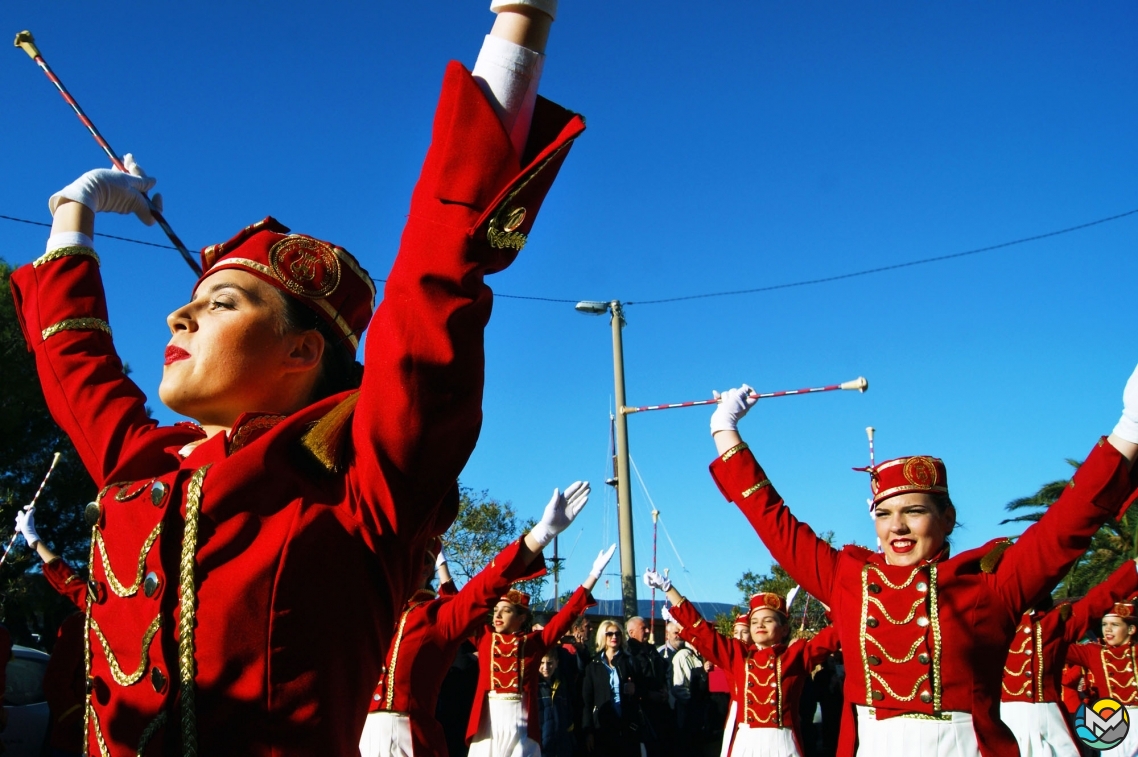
576 300 638 620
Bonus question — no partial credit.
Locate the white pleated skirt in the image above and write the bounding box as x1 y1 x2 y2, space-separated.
855 706 979 757
1111 706 1138 757
1000 701 1079 757
467 694 540 757
359 711 415 757
729 724 801 757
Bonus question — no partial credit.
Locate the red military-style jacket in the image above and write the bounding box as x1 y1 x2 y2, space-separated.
671 599 839 753
466 585 595 745
1067 641 1138 705
367 538 546 755
43 612 87 753
1002 559 1138 704
709 439 1137 757
8 62 584 757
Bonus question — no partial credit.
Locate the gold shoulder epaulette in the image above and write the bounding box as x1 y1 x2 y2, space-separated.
980 538 1015 574
1059 603 1072 621
300 391 360 472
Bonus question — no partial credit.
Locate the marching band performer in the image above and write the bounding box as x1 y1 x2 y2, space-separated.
648 574 840 757
7 2 583 753
734 613 753 643
360 482 591 757
1064 596 1138 755
702 367 1138 757
466 543 616 757
1000 558 1138 756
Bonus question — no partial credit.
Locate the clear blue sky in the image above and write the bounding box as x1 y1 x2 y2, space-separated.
4 3 1137 609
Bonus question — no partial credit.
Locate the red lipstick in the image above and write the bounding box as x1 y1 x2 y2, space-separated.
890 539 916 554
164 346 190 365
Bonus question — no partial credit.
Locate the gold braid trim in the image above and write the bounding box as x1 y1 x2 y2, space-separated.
720 442 749 462
864 564 924 591
1002 679 1032 697
1003 657 1031 676
1034 620 1045 703
867 595 927 625
84 525 96 757
42 317 111 341
34 245 100 267
929 563 943 712
383 596 435 710
179 464 211 757
866 634 924 665
88 705 111 757
868 670 930 702
485 139 577 251
741 480 771 499
89 616 161 686
136 711 167 756
95 521 162 598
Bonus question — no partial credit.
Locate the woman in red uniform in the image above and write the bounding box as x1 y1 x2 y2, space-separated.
1000 558 1138 756
701 369 1138 757
360 481 591 757
7 2 583 753
649 575 839 757
1065 597 1138 755
466 543 616 757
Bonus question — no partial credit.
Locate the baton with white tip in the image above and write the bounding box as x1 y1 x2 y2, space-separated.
14 31 202 277
620 377 868 415
0 452 61 567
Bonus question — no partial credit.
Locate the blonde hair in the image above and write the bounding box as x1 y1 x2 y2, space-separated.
594 619 626 653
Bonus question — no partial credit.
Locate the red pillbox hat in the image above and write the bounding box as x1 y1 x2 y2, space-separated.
733 614 750 628
500 589 531 609
748 592 788 618
1106 598 1138 620
857 455 949 509
195 217 376 352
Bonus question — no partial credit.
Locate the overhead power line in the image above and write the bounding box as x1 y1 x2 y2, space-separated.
4 205 1136 306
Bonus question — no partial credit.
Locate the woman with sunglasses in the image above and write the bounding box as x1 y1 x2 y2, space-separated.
701 367 1138 757
466 543 616 757
8 2 583 753
581 620 645 756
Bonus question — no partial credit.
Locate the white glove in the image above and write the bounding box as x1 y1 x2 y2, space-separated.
435 545 448 570
528 481 590 548
710 384 757 435
48 154 161 225
1114 363 1138 444
15 509 41 549
490 0 557 21
643 569 671 592
661 605 675 623
590 544 617 580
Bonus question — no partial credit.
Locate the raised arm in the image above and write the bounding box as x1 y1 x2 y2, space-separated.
802 624 842 669
540 564 605 649
8 163 197 482
1063 559 1138 644
993 434 1138 614
665 589 740 673
435 537 546 641
14 510 87 609
349 6 585 539
707 386 841 603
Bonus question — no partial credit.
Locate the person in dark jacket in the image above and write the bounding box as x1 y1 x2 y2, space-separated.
581 620 642 756
539 648 576 757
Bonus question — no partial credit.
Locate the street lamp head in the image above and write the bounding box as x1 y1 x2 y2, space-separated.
574 300 610 315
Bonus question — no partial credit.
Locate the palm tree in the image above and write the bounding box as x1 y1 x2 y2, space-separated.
1001 460 1138 598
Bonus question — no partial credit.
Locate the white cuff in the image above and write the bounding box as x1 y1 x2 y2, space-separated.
46 231 95 253
490 0 557 21
472 34 545 157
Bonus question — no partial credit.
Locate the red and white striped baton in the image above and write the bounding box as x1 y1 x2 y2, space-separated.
621 377 868 415
0 452 61 568
14 31 202 277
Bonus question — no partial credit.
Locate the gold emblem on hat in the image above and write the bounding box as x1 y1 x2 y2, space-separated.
763 594 782 610
903 457 938 488
269 236 342 299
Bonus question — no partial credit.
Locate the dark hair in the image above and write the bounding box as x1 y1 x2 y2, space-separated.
276 291 363 401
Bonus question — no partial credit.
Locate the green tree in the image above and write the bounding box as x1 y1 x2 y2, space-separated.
1 259 99 647
444 484 545 603
1001 460 1138 598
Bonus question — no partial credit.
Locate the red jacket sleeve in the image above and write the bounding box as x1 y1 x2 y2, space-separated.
670 599 740 673
803 624 841 669
993 439 1137 615
709 445 840 605
42 558 88 610
7 251 189 484
435 538 546 641
348 63 585 541
538 585 596 651
1064 560 1138 644
1064 642 1097 669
